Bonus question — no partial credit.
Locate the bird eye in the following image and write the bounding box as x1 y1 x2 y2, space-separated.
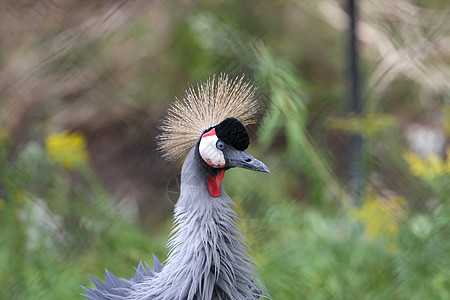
216 140 226 150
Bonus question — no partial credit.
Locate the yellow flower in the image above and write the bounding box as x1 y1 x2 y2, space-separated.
403 151 427 177
352 194 403 243
427 154 444 177
403 150 449 180
45 131 89 170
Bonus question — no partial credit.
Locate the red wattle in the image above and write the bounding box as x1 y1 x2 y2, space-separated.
207 170 225 197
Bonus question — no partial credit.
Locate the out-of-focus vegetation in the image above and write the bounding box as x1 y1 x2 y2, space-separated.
0 1 449 299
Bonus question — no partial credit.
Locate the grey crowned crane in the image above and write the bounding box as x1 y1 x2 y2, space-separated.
83 74 270 300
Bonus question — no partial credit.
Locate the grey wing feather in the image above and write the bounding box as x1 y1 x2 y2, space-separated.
82 255 163 300
152 254 164 273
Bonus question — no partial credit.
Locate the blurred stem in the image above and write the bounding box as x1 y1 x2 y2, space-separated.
348 0 365 206
350 134 364 205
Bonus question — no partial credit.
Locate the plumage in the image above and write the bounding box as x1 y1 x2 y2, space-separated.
157 73 259 162
83 73 269 300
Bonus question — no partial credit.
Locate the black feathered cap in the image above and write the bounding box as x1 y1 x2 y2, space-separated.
214 118 250 151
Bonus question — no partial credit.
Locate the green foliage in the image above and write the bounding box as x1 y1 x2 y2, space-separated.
0 136 167 299
227 159 450 299
259 206 449 299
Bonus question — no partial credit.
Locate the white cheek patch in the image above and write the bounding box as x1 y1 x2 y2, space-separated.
199 130 225 168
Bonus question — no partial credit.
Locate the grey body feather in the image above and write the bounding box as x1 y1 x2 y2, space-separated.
83 148 268 300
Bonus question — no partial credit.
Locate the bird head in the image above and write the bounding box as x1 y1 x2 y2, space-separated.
198 118 269 173
157 74 269 198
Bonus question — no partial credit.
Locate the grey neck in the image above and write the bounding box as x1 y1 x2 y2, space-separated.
130 147 266 300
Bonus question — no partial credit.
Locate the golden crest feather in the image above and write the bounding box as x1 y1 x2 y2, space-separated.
157 73 260 162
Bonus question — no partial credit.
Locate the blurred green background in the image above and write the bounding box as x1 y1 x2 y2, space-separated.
1 0 449 299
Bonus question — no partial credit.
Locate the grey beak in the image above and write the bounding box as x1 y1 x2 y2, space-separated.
226 148 270 173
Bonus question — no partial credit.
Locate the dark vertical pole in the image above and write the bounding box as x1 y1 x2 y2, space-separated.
348 0 364 206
